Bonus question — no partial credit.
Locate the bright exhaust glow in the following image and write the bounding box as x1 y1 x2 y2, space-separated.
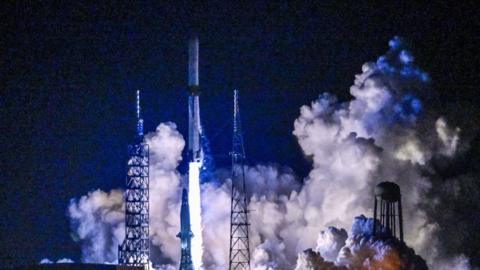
189 161 203 269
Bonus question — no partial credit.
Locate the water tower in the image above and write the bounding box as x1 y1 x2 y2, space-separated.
373 181 404 241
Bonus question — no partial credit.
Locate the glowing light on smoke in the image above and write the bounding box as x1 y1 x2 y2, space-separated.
189 161 204 269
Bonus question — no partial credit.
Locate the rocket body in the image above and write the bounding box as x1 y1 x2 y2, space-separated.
188 36 203 162
186 35 204 269
188 95 202 162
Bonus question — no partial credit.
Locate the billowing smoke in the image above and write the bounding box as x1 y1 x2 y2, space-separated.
294 216 428 270
40 258 74 264
68 37 472 269
68 189 124 263
145 122 184 264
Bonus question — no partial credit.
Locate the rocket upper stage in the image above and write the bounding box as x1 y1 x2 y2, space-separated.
188 36 199 92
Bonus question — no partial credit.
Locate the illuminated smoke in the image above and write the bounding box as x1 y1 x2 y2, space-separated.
295 249 342 270
39 259 53 264
39 258 74 264
68 189 124 263
146 122 184 263
189 161 204 269
294 216 428 270
243 36 466 269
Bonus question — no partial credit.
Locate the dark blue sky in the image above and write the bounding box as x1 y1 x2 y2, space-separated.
1 1 478 267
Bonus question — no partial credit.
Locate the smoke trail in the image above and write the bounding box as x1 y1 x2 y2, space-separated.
189 161 204 269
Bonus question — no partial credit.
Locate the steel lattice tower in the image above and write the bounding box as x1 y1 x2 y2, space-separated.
229 90 251 270
119 90 150 269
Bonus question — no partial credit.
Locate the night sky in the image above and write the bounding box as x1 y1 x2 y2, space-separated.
1 1 479 268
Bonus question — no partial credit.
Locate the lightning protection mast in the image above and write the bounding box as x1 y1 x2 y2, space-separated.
228 90 251 270
119 90 150 269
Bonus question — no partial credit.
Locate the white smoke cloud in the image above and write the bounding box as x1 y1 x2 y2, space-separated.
295 249 342 270
67 37 472 269
315 227 348 262
435 117 461 156
243 36 468 269
146 122 185 263
56 258 75 263
68 189 124 263
290 37 469 269
40 258 75 264
39 258 53 264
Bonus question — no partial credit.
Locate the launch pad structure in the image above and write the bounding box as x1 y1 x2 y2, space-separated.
118 91 150 269
228 90 251 270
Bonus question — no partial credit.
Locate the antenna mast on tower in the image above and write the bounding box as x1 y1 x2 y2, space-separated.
119 90 150 269
228 90 251 270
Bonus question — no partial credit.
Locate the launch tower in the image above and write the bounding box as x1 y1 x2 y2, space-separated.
119 90 150 268
228 90 251 270
373 181 404 241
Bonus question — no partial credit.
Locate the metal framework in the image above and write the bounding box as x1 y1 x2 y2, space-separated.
119 90 150 268
373 181 404 241
229 90 251 270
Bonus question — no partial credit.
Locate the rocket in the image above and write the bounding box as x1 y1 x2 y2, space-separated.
177 188 194 270
186 35 204 270
188 35 203 162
